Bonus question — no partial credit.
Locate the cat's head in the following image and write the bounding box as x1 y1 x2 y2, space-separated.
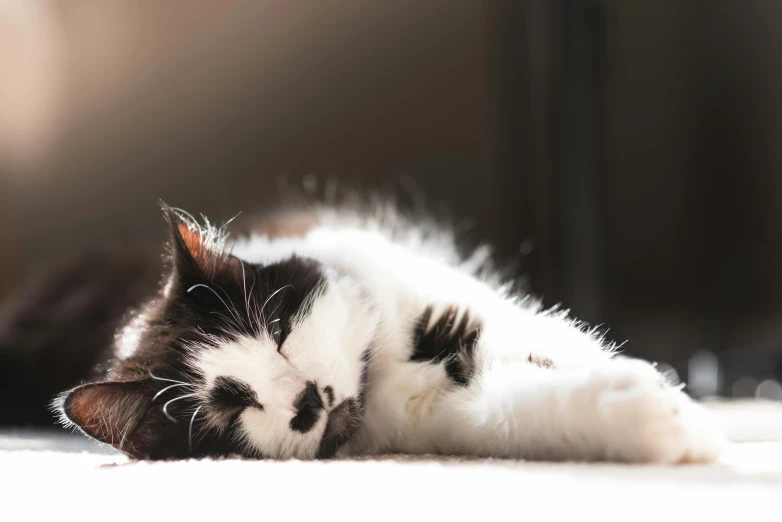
54 203 377 460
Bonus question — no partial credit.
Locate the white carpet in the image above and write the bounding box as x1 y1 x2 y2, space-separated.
2 400 781 521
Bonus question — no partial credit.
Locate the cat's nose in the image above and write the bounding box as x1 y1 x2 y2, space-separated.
294 381 323 413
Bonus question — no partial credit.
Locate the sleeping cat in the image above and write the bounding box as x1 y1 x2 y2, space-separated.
52 200 725 462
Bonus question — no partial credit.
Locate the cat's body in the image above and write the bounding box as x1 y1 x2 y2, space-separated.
46 200 724 462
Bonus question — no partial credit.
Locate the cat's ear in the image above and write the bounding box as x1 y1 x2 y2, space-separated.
159 201 242 284
56 379 182 459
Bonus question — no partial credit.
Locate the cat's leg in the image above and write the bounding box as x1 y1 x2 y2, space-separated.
422 359 721 463
397 301 724 462
571 357 725 462
420 355 725 463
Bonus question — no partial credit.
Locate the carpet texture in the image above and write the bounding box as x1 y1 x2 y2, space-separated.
2 400 781 521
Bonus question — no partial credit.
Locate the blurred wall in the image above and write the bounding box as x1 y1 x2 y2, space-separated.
1 0 505 274
3 0 782 389
593 2 782 370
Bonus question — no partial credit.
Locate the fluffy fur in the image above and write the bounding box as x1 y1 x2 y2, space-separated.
53 199 725 463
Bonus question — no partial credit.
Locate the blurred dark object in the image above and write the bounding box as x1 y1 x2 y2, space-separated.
544 0 782 393
1 1 782 398
549 0 782 389
674 344 782 400
0 250 160 425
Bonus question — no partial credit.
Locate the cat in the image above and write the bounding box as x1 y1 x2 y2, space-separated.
48 199 725 462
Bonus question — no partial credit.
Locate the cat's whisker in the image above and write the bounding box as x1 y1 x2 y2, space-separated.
221 211 242 230
267 300 287 325
188 284 241 325
213 281 245 327
162 393 197 423
189 405 203 453
149 371 189 386
152 382 191 401
247 287 259 335
171 207 199 226
252 296 262 329
239 260 253 329
260 284 295 321
210 311 239 328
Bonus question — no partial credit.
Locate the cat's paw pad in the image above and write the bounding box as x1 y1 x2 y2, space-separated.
584 362 725 464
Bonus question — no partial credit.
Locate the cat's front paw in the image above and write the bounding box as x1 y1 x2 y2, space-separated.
583 360 726 464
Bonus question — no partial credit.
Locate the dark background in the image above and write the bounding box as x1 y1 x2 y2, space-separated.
1 1 781 398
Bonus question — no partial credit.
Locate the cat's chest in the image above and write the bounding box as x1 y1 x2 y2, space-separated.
346 357 454 454
345 305 483 454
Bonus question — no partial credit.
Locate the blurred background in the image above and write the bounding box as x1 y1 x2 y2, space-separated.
1 0 781 401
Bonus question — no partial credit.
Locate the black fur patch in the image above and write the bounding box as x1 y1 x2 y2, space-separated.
290 382 323 433
410 305 481 385
323 385 335 408
528 354 555 369
317 398 361 459
210 376 261 410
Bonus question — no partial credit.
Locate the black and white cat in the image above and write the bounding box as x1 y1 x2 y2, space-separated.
54 201 725 462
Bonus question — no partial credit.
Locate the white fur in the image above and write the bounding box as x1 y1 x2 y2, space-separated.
197 207 726 463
